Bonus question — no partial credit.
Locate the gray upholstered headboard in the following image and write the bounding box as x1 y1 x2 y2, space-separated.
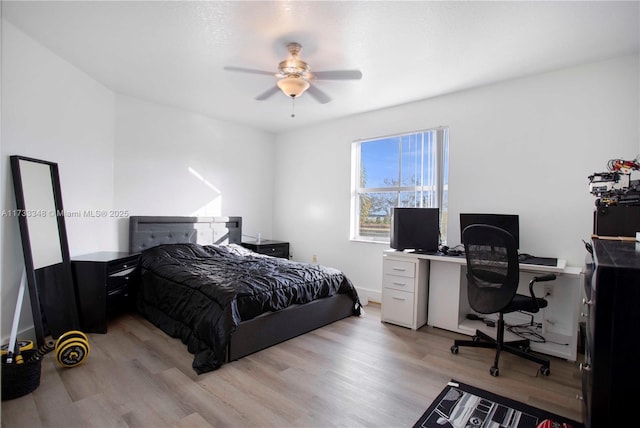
128 216 242 253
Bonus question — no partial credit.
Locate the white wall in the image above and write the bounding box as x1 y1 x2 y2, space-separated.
274 55 640 302
2 16 638 338
113 94 276 248
1 22 117 341
1 21 277 344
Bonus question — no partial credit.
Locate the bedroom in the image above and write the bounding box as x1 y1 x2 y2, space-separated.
1 1 639 426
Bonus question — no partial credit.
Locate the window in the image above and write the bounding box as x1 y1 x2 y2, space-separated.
350 127 449 244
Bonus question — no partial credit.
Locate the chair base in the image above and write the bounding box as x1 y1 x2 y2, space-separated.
451 329 551 377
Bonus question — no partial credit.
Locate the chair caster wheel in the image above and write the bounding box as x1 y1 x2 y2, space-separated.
539 366 550 376
450 345 459 354
490 366 499 377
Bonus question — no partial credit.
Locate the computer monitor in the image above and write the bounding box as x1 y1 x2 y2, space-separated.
390 207 440 253
459 213 520 249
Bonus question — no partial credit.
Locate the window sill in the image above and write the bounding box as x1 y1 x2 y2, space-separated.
350 238 391 245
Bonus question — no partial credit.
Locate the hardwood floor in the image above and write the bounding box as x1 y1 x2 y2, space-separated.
1 303 583 427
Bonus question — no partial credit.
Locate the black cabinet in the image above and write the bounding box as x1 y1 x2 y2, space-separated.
241 240 290 259
72 252 139 333
583 240 640 427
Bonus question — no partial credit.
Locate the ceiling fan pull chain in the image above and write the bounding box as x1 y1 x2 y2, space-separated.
291 97 296 118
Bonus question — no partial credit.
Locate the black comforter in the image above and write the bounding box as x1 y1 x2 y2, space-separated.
136 243 361 373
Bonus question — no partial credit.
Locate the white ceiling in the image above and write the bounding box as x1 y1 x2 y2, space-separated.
3 1 639 134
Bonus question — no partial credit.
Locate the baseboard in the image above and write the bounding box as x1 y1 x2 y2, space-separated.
355 287 381 306
1 325 37 348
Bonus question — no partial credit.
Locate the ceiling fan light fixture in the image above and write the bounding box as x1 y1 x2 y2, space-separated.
277 76 310 98
224 42 360 104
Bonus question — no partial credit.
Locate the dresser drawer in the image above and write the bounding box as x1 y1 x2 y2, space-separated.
107 265 136 292
256 245 289 258
108 257 137 274
383 273 416 292
382 288 415 327
242 241 290 259
383 259 416 278
107 285 133 314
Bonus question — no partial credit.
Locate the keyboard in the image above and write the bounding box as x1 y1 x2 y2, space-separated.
518 254 558 267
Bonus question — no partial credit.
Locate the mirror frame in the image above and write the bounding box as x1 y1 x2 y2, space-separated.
10 155 79 346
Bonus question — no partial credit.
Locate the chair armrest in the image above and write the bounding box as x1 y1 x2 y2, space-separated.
528 274 556 311
532 274 557 283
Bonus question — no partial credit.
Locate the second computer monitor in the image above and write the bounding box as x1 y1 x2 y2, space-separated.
459 213 520 249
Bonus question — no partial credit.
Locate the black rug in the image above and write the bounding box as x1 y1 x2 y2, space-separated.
413 380 583 428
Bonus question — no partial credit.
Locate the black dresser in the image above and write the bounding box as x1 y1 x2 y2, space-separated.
583 239 640 427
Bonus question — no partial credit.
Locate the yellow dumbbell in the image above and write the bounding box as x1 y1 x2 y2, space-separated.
54 330 90 368
1 340 34 356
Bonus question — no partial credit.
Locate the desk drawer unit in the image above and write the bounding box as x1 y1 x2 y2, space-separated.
381 256 428 330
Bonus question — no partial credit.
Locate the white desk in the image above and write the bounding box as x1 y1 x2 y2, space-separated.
382 250 583 361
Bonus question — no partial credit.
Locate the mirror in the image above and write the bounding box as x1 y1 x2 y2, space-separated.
10 156 79 346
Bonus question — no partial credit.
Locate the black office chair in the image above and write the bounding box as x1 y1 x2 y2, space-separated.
450 224 555 377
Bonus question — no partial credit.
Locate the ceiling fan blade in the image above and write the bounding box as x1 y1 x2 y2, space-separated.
224 66 274 76
312 70 363 80
255 86 280 101
306 85 332 104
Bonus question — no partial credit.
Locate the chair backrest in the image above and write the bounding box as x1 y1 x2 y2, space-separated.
462 224 520 314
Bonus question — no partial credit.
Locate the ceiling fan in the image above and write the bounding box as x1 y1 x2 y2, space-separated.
224 42 362 104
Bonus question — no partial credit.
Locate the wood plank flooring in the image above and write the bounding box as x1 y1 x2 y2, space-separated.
1 304 584 427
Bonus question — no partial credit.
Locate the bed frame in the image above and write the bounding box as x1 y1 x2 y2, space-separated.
128 216 355 362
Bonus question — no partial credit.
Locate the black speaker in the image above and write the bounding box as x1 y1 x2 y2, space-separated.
593 205 640 237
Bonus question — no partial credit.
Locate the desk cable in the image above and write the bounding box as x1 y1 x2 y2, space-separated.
467 313 569 346
506 314 570 346
507 322 547 344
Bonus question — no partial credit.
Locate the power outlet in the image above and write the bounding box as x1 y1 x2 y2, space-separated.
312 254 318 264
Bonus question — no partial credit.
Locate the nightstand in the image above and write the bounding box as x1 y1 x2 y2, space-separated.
71 251 140 333
241 240 290 259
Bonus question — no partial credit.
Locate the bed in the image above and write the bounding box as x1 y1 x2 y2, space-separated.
128 216 362 374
